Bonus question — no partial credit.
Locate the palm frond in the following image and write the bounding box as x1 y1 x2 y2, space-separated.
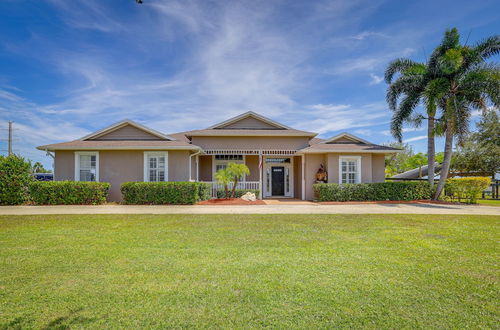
474 35 500 60
390 92 421 141
386 75 424 110
384 58 423 83
427 28 461 72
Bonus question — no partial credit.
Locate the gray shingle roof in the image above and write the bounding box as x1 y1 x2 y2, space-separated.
37 140 198 151
298 143 400 153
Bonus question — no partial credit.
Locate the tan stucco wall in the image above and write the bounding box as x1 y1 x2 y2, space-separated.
54 151 75 181
304 154 326 200
91 125 161 140
326 153 374 183
293 156 302 198
168 150 191 182
191 136 310 150
100 151 143 201
327 154 339 183
372 154 386 182
54 149 191 201
198 155 212 181
246 155 259 181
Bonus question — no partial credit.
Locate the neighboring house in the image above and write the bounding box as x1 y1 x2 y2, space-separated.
37 111 400 201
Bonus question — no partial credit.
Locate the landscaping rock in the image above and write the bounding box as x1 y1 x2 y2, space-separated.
241 192 257 202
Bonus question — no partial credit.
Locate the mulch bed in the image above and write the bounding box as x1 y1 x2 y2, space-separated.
317 200 458 205
197 198 266 205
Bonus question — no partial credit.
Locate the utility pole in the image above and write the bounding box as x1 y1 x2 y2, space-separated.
8 121 13 156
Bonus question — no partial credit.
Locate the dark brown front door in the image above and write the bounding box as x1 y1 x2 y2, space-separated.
271 166 285 196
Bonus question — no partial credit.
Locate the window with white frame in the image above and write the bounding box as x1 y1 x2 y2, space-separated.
144 152 168 182
75 152 99 182
213 154 245 179
339 156 361 184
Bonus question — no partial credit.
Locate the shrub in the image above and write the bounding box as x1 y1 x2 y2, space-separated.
198 182 211 201
313 181 433 202
445 177 491 204
216 189 260 199
0 155 33 205
29 181 110 205
121 182 210 205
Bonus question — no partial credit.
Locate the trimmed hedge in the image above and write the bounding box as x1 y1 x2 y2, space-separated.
0 155 33 205
216 189 260 199
121 182 211 205
29 181 110 205
445 177 491 204
313 181 433 202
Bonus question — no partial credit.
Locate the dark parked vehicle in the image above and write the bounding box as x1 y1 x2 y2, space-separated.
33 173 53 181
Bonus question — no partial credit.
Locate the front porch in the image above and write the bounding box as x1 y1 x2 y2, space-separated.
193 150 303 199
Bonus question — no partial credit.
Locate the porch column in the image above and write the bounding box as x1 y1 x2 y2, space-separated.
196 155 199 181
301 154 305 200
258 151 263 199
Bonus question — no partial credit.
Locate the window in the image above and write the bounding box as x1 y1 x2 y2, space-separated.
75 152 99 182
214 155 243 161
265 157 291 163
339 156 361 184
144 152 168 182
213 154 245 180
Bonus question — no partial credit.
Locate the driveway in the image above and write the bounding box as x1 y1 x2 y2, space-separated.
0 203 499 215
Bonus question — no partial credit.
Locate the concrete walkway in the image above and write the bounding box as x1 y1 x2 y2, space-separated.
0 203 499 215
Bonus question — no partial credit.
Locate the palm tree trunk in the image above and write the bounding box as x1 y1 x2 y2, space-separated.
434 125 453 200
427 117 436 186
231 177 238 198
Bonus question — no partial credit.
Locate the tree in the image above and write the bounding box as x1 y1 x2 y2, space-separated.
226 163 250 198
386 28 500 199
31 161 51 173
385 142 441 177
385 53 440 186
430 30 500 199
0 155 33 205
215 168 232 199
214 163 251 198
452 110 500 178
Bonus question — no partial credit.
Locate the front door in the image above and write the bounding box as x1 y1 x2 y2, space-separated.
271 166 285 196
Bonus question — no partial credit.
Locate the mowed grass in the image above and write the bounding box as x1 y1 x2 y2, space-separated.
477 199 500 206
0 214 498 329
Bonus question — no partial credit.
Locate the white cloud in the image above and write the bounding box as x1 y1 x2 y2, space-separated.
369 73 384 85
403 135 427 143
291 102 389 135
353 128 372 136
351 31 387 40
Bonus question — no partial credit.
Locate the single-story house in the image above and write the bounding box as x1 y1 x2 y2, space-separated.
37 111 400 201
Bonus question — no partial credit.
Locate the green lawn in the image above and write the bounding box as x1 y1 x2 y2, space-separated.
0 214 498 329
477 199 500 206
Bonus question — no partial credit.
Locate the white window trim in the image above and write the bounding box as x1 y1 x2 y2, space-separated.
338 156 362 184
74 151 99 182
144 151 168 182
212 155 246 182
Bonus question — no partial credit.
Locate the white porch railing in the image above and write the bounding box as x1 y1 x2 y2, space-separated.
201 181 260 198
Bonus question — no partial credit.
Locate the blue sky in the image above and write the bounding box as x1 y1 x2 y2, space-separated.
0 0 499 168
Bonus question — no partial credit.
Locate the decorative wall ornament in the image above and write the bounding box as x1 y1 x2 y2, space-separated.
315 164 328 183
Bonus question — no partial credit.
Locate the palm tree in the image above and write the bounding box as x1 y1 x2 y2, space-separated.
385 28 500 199
431 35 500 198
385 58 439 186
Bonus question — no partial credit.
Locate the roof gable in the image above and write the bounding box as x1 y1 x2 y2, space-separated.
209 111 291 130
81 120 174 141
322 133 371 144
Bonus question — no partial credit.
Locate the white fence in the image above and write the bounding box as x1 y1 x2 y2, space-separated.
202 181 260 198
